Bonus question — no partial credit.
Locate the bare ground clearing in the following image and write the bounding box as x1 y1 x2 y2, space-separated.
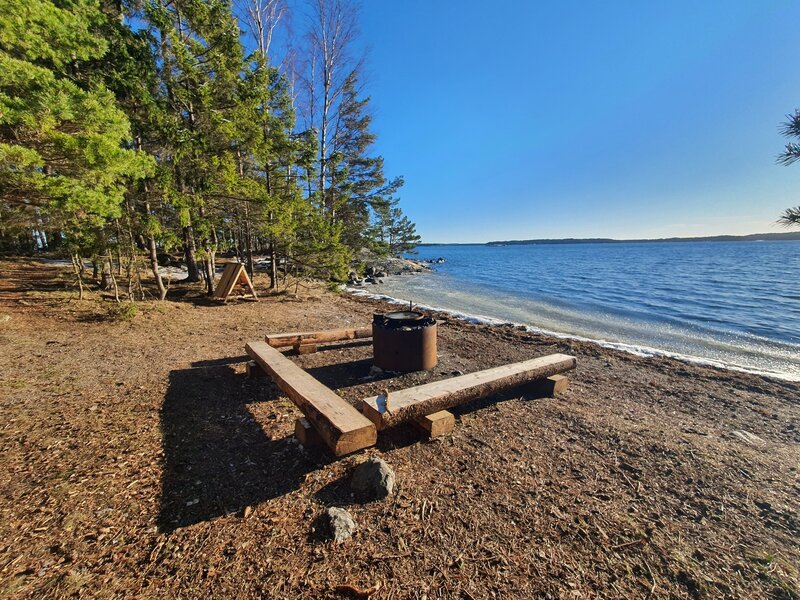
0 259 798 599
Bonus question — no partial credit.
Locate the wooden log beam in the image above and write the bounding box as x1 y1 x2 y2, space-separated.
265 327 372 348
246 341 377 456
362 354 577 431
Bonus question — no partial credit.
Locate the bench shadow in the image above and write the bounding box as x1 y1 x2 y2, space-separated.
191 355 250 368
158 365 327 532
448 382 550 417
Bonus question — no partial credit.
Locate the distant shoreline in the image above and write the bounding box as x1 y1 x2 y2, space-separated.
417 231 800 247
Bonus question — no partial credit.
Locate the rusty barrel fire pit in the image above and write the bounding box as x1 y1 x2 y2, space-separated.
372 311 437 372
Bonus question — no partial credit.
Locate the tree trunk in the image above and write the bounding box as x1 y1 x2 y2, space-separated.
244 202 255 278
269 238 278 289
100 262 112 291
148 232 166 300
183 224 201 282
71 254 84 300
105 253 120 303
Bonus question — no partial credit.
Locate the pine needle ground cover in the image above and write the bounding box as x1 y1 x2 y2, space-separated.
0 260 797 599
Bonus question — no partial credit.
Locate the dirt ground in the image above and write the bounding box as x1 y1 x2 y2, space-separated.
0 258 798 599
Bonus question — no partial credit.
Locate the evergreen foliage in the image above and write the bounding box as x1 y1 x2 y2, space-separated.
777 110 800 228
0 0 420 297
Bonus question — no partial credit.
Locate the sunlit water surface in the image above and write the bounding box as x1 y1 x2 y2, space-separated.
351 241 800 381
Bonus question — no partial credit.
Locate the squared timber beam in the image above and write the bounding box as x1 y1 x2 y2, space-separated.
362 353 577 431
265 327 372 348
246 341 376 456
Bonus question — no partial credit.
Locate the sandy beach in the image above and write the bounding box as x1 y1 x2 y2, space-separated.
0 259 798 598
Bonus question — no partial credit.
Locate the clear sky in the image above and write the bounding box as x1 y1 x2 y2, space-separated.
353 1 800 243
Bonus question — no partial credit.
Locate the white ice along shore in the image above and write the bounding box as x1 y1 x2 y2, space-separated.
344 286 800 383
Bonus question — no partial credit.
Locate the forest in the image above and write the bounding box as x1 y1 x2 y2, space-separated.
0 0 420 299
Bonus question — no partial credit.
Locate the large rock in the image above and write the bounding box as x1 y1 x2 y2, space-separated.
351 457 395 499
326 507 356 543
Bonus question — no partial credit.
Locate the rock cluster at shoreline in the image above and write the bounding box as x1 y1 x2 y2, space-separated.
348 248 431 285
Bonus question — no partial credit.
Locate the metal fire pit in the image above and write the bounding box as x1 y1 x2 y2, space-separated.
372 311 437 372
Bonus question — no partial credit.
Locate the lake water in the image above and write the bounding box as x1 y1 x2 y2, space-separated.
351 241 800 381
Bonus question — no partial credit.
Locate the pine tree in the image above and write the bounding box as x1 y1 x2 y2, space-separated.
0 0 152 245
329 71 403 251
372 199 420 255
144 0 257 292
777 109 800 228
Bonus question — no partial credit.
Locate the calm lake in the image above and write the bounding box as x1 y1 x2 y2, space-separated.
353 241 800 381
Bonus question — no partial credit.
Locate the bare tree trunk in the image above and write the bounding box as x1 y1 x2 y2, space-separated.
105 252 120 303
244 204 255 279
236 149 256 279
114 219 123 276
147 229 166 300
269 240 278 289
198 206 215 295
100 258 112 291
71 254 84 300
307 0 359 216
136 134 167 301
183 223 201 282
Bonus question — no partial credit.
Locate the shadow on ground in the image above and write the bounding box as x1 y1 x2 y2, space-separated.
304 358 391 389
159 356 554 531
158 365 330 532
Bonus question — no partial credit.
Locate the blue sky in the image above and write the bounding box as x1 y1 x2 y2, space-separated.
352 1 800 243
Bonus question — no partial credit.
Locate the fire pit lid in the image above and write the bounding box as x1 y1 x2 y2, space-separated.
373 310 435 329
385 311 424 322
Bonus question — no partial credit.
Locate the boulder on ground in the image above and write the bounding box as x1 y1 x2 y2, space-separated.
325 507 356 542
351 457 395 500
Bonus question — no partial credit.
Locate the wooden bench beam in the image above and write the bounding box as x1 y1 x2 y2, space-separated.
362 354 577 431
246 341 376 456
265 327 372 348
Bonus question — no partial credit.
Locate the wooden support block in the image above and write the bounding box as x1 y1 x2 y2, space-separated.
295 417 323 448
295 344 318 355
414 410 455 438
266 327 371 348
246 341 377 456
246 360 267 378
529 374 569 398
543 374 569 397
362 353 577 431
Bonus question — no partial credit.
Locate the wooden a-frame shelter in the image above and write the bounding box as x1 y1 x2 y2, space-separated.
213 262 257 302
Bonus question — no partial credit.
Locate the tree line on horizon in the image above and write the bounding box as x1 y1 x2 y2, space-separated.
0 0 420 300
